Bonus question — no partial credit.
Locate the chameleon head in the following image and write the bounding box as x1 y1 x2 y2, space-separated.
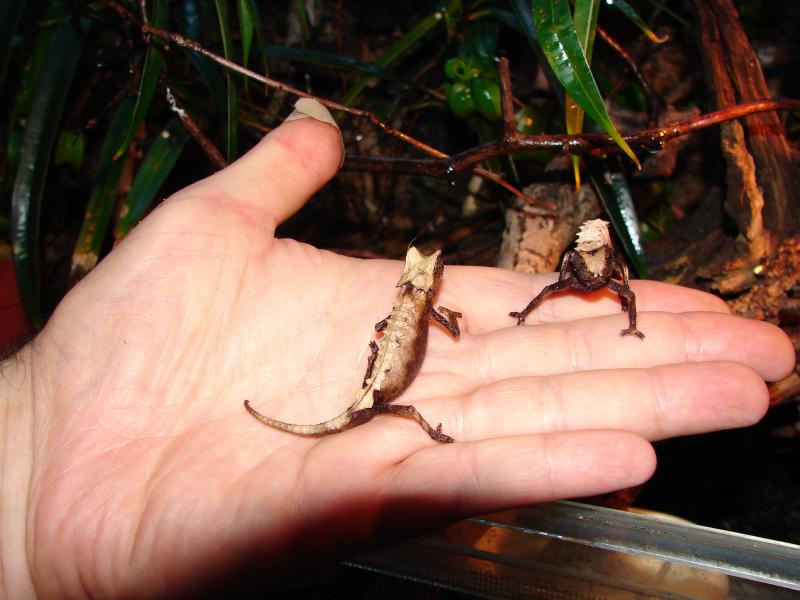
397 247 442 292
575 219 611 253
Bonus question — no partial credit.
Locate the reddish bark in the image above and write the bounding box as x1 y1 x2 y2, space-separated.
694 0 800 252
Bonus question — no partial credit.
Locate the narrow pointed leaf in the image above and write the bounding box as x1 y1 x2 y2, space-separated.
176 0 228 132
11 21 81 329
54 130 85 168
565 0 599 188
237 0 254 70
565 92 583 188
71 99 136 282
468 8 523 32
215 0 238 161
572 0 600 58
114 0 168 159
116 118 189 241
261 45 400 80
508 0 564 105
585 155 647 277
609 0 669 41
0 0 27 84
530 0 639 167
643 0 688 26
293 0 311 42
245 0 269 77
236 0 269 90
341 7 448 106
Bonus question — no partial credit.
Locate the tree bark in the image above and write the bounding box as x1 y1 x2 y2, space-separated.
694 0 800 258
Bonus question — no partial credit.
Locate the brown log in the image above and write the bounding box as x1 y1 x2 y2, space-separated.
497 157 601 274
694 0 800 257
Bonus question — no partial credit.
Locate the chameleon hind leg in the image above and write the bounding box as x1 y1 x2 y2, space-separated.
607 279 645 339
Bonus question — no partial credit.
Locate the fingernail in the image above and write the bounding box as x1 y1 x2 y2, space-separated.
284 98 344 165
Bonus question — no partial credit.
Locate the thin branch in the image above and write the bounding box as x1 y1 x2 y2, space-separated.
498 56 518 142
344 99 800 177
165 87 228 170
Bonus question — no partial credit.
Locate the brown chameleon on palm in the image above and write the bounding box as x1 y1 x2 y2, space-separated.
510 219 645 339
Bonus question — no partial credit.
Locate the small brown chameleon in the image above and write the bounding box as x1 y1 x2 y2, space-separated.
244 247 462 443
510 219 645 339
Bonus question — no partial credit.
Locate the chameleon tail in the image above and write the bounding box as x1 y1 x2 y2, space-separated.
243 399 364 436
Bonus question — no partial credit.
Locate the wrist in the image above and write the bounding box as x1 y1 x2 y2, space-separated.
1 344 37 598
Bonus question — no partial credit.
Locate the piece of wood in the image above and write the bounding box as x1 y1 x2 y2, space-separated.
694 0 800 257
497 157 601 274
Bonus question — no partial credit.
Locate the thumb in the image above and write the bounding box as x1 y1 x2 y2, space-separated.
203 98 344 227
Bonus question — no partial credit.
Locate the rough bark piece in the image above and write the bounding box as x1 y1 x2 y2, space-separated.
694 0 800 257
497 157 601 274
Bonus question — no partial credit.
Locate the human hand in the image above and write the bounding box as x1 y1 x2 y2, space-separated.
1 101 793 598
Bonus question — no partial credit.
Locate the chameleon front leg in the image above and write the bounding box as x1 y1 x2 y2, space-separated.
607 278 645 339
509 277 575 325
430 306 462 337
611 261 633 313
361 341 380 388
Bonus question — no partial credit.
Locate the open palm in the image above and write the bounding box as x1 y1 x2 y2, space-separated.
13 109 792 598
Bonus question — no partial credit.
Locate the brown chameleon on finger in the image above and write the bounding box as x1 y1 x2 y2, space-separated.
510 219 645 339
245 247 461 443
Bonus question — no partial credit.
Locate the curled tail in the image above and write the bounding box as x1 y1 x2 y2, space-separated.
243 399 364 436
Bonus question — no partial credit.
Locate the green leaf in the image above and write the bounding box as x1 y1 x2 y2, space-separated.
54 130 85 168
341 5 450 106
6 131 22 169
215 0 238 162
293 0 311 42
467 8 523 33
565 94 583 188
0 0 27 84
71 99 136 282
530 0 639 167
114 0 169 160
607 0 668 43
115 118 189 241
572 0 600 61
458 20 499 67
642 0 689 27
176 0 228 126
261 45 399 80
15 0 72 114
11 21 81 329
247 0 269 77
237 0 254 70
508 0 564 105
20 27 61 114
237 0 269 89
565 0 600 188
585 155 647 277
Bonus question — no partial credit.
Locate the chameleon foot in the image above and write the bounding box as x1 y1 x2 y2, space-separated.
509 311 526 326
620 327 645 340
433 424 455 444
